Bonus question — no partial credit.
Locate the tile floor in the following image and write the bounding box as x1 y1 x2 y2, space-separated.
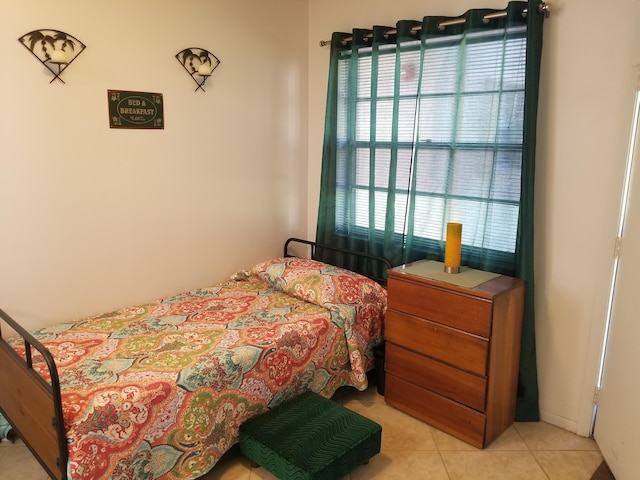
0 385 604 480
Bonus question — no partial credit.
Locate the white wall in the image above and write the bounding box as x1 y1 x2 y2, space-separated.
0 0 309 331
534 0 638 436
307 0 639 435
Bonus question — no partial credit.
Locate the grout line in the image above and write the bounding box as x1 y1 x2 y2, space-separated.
434 435 453 480
514 424 553 480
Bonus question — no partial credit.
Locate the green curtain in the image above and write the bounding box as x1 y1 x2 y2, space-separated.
316 1 545 421
514 0 544 422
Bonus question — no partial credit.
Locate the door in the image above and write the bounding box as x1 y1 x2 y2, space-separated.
593 91 640 479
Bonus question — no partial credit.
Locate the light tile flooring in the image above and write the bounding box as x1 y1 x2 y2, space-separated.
0 385 603 480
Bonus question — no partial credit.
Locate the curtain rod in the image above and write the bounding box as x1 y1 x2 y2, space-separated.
318 2 549 47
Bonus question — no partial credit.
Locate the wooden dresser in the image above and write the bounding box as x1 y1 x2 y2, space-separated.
384 260 525 448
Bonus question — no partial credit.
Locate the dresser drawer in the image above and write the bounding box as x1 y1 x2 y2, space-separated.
385 374 486 448
387 276 492 338
385 343 487 411
385 310 489 375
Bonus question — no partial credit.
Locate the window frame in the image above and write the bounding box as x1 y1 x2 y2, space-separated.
332 26 527 266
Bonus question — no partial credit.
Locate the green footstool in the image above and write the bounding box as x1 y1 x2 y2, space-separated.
239 391 382 480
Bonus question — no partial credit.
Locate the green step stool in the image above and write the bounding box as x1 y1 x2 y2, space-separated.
239 391 382 480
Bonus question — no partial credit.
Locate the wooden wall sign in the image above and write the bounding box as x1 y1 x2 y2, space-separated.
108 90 164 129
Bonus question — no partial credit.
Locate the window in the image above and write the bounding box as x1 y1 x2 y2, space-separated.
331 27 527 264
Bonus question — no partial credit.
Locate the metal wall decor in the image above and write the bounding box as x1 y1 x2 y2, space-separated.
175 48 221 92
18 29 86 84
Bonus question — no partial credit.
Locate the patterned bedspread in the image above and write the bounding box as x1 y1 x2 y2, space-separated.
9 257 387 479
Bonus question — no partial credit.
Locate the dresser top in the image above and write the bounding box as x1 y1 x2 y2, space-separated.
388 260 524 298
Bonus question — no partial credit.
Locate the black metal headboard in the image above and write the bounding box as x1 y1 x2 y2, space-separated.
283 237 392 286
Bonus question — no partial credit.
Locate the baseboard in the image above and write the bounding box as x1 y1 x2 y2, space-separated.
538 410 582 436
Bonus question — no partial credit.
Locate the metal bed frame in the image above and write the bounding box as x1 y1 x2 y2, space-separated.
283 237 392 286
0 308 67 479
0 239 391 480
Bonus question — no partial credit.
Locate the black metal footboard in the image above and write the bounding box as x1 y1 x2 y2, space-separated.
0 309 67 480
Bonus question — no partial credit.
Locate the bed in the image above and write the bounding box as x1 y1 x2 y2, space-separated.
0 238 390 480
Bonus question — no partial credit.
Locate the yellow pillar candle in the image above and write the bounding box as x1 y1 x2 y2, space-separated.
444 222 462 274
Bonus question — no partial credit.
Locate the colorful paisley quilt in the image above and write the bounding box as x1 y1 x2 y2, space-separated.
9 257 387 479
